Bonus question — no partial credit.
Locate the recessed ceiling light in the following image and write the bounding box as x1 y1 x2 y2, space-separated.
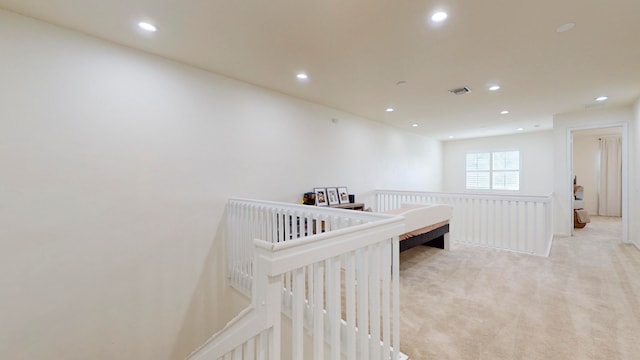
595 95 608 101
516 127 524 131
556 23 575 33
488 85 501 91
386 108 395 112
431 11 448 22
448 135 454 139
500 110 509 115
296 73 308 80
138 22 158 32
412 123 419 127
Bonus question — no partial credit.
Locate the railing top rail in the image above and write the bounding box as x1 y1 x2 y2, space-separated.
375 190 552 203
229 197 389 221
254 215 405 276
255 215 402 252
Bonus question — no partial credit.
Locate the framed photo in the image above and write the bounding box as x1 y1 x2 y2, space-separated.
327 187 340 206
337 187 349 204
314 188 328 206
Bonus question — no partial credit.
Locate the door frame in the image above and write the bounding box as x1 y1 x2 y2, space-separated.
567 123 628 242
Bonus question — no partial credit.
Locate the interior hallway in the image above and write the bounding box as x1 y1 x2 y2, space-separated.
399 216 639 359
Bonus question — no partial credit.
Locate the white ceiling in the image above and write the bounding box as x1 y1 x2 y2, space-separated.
1 0 639 140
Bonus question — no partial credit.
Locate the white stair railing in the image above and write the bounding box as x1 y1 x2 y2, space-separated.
376 190 553 256
188 198 407 360
260 217 405 360
226 198 398 297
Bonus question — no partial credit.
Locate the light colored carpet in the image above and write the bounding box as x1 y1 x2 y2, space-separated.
399 216 640 360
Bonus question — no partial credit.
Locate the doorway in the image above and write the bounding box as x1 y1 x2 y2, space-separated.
570 125 627 241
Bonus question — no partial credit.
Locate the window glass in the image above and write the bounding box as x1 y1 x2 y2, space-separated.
466 172 490 189
466 151 520 191
492 171 520 190
466 153 490 171
493 151 519 170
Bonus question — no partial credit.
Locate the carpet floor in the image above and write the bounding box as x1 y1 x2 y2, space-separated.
399 216 640 360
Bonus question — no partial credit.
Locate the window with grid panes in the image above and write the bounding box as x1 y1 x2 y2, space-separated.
466 151 519 190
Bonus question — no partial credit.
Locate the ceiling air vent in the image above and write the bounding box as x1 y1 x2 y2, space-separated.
449 86 471 95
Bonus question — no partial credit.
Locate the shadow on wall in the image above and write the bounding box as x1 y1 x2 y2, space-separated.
169 209 249 359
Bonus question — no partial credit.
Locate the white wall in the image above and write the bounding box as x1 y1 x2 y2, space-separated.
0 10 442 360
442 131 554 195
572 134 601 214
553 104 633 237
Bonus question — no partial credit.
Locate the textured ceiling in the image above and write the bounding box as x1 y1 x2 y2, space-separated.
1 0 639 140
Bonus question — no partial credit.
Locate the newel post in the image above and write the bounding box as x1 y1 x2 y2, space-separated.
253 243 281 359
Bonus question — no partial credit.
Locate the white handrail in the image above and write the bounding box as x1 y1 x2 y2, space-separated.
376 190 551 203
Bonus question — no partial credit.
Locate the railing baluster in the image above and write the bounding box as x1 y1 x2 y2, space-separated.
533 203 539 255
232 345 241 360
306 264 314 327
357 248 370 359
493 199 497 248
545 201 552 255
369 244 381 360
241 204 249 291
292 267 304 360
483 199 488 246
381 239 391 360
524 202 529 253
462 198 468 244
345 251 357 360
256 330 266 360
500 200 505 249
327 256 341 360
244 337 254 359
392 236 400 360
313 262 324 360
515 201 520 251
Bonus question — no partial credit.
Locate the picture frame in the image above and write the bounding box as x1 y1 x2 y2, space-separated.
337 186 349 204
326 187 340 206
314 188 328 206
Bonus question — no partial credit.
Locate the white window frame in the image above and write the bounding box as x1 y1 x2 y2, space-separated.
466 151 520 191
